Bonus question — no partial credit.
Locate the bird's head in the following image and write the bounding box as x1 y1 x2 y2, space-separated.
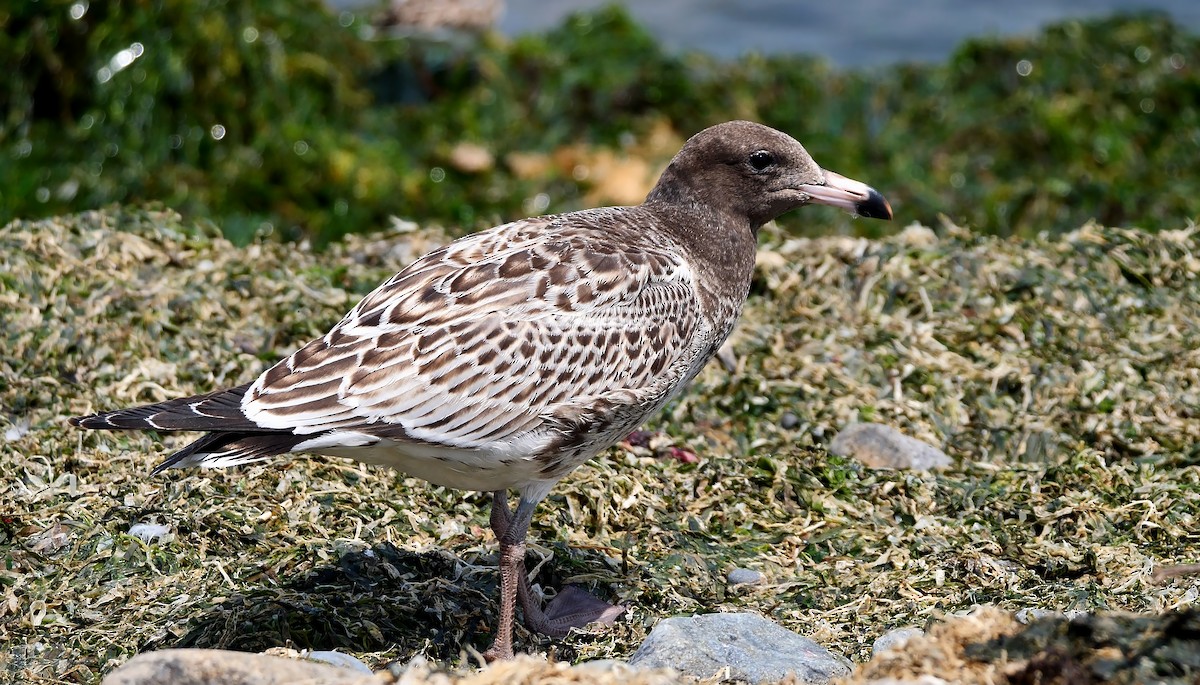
647 120 892 230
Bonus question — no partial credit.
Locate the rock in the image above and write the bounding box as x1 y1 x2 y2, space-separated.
829 423 952 471
101 649 378 685
727 568 766 586
871 627 924 657
629 612 851 684
306 651 374 675
263 647 374 675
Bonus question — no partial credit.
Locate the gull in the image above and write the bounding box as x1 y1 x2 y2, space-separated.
71 120 892 660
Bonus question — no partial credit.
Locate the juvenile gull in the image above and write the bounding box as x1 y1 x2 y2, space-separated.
70 120 892 660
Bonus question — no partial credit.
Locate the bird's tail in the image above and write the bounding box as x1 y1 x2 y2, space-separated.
70 383 304 473
70 383 258 432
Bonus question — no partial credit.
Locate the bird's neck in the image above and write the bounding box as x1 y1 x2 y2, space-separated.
643 190 759 322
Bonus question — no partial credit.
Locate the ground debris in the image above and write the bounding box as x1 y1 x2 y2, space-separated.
844 607 1200 685
3 209 1200 684
988 610 1200 684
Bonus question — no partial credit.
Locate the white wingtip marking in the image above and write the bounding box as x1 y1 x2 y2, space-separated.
292 431 379 452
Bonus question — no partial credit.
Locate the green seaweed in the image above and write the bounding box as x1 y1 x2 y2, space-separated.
4 7 1199 244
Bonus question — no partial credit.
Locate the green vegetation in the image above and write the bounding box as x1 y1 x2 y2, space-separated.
4 5 1198 244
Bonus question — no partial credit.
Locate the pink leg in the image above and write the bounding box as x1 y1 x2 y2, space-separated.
485 491 624 657
482 493 536 661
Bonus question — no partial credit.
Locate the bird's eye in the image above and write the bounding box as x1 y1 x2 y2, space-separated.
748 150 775 171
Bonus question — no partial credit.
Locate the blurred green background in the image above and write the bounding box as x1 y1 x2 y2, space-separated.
3 1 1198 245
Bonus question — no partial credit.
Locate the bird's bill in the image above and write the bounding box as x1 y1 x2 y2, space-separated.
800 170 893 220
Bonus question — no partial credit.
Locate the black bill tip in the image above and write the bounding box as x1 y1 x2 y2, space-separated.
856 188 893 221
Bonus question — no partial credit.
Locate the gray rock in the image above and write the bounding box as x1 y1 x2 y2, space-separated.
629 612 851 684
871 627 924 657
101 649 377 685
727 567 766 586
829 423 951 471
306 650 374 674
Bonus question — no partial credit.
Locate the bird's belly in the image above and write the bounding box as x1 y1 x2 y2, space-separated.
313 436 567 493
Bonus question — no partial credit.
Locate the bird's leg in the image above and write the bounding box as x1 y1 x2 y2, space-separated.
487 492 573 638
485 491 624 650
490 489 542 619
489 490 514 537
482 493 538 662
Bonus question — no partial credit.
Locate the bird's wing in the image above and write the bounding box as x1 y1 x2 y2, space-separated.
241 212 704 449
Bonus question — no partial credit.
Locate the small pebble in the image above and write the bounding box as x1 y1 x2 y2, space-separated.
829 423 952 471
727 568 766 586
871 627 924 657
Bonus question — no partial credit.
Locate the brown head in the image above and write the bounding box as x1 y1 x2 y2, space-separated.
645 120 892 230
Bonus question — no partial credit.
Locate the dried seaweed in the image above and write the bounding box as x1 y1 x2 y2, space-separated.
2 209 1199 683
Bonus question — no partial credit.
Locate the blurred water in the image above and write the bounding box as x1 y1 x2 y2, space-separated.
499 0 1200 66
